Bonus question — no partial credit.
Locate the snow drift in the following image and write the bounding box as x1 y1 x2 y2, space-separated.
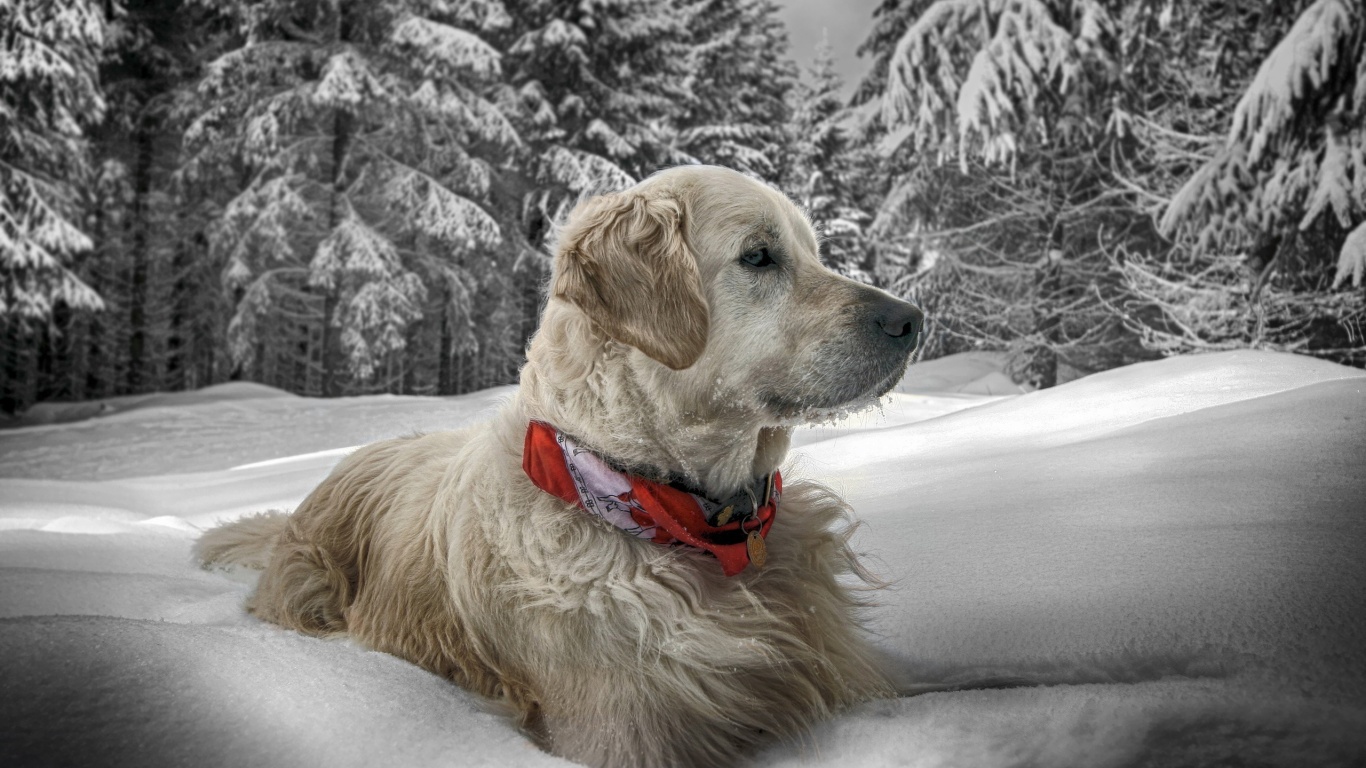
1 350 1364 767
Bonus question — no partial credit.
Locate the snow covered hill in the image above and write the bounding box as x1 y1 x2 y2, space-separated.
2 351 1364 767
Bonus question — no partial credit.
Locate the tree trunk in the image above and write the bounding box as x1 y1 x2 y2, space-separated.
438 285 453 394
1030 220 1065 390
126 119 154 392
166 222 194 391
320 291 338 396
320 99 353 398
1 320 26 414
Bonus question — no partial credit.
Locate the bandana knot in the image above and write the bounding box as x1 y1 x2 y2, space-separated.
521 420 780 576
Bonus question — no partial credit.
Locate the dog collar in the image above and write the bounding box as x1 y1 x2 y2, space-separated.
522 420 780 576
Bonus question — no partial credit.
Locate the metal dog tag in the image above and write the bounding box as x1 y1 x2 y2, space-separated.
746 530 767 569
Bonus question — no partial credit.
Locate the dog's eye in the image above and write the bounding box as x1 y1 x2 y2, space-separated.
740 247 775 269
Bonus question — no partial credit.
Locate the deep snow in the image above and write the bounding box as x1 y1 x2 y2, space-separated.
1 350 1364 767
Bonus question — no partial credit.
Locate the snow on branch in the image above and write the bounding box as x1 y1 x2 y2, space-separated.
545 146 635 195
196 42 313 102
314 50 388 110
1 171 93 269
408 79 520 148
421 180 500 249
381 165 500 249
585 119 635 158
392 16 501 81
1162 0 1364 261
1334 221 1366 289
881 0 1113 169
1 0 107 320
510 19 587 61
440 0 512 31
310 213 401 289
1229 0 1359 164
1300 126 1361 230
217 175 311 270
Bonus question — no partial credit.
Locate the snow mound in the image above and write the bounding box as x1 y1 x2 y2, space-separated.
1 350 1363 766
896 350 1024 394
0 385 517 481
951 369 1023 395
8 382 296 429
0 616 567 768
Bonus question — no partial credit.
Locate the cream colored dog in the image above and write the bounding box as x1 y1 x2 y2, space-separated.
198 165 924 767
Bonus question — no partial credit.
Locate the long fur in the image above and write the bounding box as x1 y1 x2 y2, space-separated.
198 166 921 768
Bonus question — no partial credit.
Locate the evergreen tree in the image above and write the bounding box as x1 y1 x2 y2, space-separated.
1122 0 1366 363
67 0 213 399
672 0 797 178
869 0 1153 386
2 0 112 414
494 0 692 254
1162 0 1363 263
851 0 930 107
1 0 107 320
181 0 512 394
782 35 872 280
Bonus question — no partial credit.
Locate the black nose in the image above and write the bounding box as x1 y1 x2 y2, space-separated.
875 299 924 347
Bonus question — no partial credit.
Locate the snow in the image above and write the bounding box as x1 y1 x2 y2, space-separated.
2 350 1365 766
392 17 503 80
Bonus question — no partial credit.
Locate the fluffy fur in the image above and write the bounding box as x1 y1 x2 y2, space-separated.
198 165 924 768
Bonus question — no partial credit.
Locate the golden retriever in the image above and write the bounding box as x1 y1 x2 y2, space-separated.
197 165 924 767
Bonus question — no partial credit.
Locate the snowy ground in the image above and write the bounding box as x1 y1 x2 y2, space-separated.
2 350 1364 767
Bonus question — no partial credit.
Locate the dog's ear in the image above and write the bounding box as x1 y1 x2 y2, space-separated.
552 190 709 370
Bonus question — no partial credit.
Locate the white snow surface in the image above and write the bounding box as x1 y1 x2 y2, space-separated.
2 350 1365 767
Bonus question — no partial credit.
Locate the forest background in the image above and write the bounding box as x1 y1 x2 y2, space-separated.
3 0 1364 414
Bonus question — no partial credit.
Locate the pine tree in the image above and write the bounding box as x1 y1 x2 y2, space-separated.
869 0 1152 386
1123 0 1366 363
783 35 872 280
1 0 107 321
181 0 512 394
2 0 113 414
494 0 692 255
851 0 932 107
672 0 797 178
1161 0 1365 283
70 0 214 398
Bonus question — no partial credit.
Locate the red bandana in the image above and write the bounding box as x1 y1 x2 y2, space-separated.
522 420 780 576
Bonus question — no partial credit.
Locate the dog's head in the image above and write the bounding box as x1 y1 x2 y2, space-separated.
525 165 921 487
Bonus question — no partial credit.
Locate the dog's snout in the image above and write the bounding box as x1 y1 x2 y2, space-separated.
875 299 924 347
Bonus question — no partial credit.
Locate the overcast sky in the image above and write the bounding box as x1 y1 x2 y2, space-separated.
771 0 884 90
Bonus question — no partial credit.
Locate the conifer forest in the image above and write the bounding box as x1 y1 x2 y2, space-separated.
3 0 1365 414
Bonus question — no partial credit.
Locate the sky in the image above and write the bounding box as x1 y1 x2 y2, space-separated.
772 0 884 90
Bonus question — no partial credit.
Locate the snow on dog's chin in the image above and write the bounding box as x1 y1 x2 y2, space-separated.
770 375 901 428
760 355 911 426
789 393 894 429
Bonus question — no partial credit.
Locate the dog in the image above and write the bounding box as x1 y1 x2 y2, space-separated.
197 165 924 767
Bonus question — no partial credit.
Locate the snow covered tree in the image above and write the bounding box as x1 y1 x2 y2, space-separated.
868 0 1157 386
1 0 107 321
782 35 873 280
672 0 796 178
851 0 927 106
1161 0 1364 267
67 0 215 398
881 0 1128 172
181 0 511 394
492 0 692 255
1 0 114 414
1118 0 1366 364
